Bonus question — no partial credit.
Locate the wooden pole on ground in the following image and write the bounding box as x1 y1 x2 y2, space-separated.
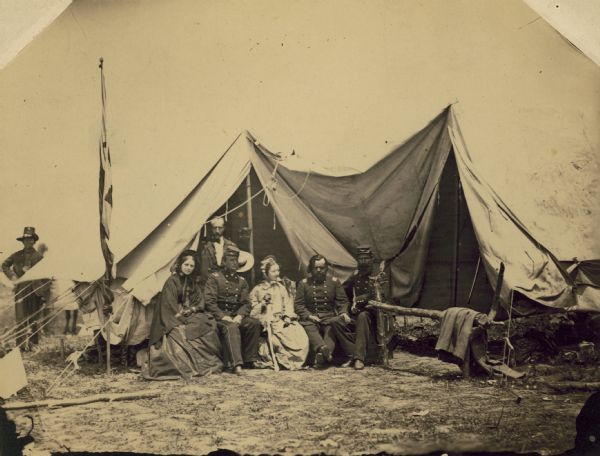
368 301 444 320
367 301 505 326
3 390 160 411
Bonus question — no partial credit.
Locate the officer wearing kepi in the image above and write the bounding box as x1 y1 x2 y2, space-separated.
294 254 351 368
342 245 386 369
204 245 261 375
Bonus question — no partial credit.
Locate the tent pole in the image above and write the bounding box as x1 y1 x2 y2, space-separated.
106 317 111 376
105 275 111 376
246 173 255 286
452 174 461 307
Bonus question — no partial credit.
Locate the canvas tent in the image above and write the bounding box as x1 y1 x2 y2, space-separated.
17 105 600 345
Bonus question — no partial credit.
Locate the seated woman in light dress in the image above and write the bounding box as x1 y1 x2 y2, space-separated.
142 250 223 380
249 256 309 370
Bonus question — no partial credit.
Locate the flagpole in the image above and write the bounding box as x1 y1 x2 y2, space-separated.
99 57 112 376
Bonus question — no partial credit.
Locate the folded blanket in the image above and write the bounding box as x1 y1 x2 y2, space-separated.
435 307 480 361
435 307 524 378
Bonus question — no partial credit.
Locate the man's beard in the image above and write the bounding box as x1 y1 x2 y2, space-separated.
312 271 326 282
358 264 371 275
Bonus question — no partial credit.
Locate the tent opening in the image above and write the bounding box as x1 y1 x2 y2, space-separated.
418 150 493 314
203 168 300 288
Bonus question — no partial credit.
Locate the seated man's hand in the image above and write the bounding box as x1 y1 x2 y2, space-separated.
222 315 234 323
355 294 369 303
180 308 193 318
308 315 321 323
232 315 243 325
341 313 352 324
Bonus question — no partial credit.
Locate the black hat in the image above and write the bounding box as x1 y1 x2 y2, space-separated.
17 226 39 242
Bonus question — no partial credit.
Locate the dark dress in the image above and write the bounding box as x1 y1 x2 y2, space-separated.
142 274 223 380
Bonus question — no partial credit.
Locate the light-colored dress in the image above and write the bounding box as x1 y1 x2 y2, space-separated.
249 280 309 370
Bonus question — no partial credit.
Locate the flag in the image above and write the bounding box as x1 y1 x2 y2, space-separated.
99 58 115 280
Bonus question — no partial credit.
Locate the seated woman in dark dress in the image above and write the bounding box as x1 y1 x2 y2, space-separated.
142 250 223 380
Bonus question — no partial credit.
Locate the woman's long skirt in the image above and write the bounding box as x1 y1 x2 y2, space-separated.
256 320 309 370
142 317 223 380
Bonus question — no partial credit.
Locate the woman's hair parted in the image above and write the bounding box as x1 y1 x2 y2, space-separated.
175 249 200 277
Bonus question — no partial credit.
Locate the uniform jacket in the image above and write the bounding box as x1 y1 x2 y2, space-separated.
2 247 42 280
204 270 250 319
198 237 237 287
343 269 389 310
294 273 349 321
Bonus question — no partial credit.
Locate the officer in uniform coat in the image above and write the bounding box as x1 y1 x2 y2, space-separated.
1 227 44 349
294 254 353 367
204 245 261 374
342 246 386 369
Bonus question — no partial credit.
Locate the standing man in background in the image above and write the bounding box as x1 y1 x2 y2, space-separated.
2 227 44 350
198 217 237 289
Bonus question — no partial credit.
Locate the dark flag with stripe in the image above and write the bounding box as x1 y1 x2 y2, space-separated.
99 58 116 280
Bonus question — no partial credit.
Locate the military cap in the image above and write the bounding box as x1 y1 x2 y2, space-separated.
224 245 241 258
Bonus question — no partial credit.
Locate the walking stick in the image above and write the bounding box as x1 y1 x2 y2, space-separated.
262 294 279 371
265 322 280 372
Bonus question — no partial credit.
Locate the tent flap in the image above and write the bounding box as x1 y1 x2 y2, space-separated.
119 137 252 303
448 109 588 311
253 108 453 304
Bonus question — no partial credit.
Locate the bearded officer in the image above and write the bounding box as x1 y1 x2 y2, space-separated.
204 245 260 375
294 254 353 367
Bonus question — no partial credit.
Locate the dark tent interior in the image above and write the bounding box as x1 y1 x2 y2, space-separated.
204 152 495 314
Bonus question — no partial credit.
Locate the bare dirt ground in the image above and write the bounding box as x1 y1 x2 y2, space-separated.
4 333 593 456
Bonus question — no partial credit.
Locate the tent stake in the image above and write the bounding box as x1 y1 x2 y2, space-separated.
246 173 255 286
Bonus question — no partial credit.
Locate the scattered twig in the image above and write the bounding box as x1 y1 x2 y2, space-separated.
541 381 600 393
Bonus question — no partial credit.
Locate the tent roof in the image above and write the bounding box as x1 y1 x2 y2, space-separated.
2 0 598 290
18 106 599 314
